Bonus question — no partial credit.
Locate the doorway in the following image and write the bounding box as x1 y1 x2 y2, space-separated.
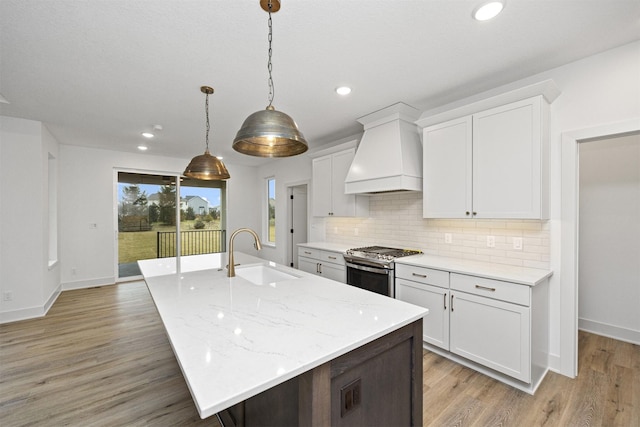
560 119 639 377
287 183 308 268
578 133 640 344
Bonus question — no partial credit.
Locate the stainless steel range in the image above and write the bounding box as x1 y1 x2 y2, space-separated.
344 246 422 297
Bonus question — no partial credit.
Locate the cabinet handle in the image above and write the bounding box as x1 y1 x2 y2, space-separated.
316 263 320 274
304 251 312 255
465 211 470 216
412 272 427 278
443 293 447 310
328 256 337 260
472 212 477 216
318 263 322 274
475 284 496 292
450 294 454 312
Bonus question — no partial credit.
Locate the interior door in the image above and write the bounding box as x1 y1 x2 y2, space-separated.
288 184 307 268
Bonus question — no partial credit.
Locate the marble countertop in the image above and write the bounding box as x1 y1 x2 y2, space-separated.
395 254 552 286
138 253 427 419
297 241 351 253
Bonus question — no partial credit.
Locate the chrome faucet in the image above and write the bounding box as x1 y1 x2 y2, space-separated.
227 228 262 277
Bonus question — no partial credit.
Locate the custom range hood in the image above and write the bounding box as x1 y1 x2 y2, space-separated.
345 102 422 194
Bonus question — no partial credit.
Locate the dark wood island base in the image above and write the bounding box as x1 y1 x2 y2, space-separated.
220 319 423 426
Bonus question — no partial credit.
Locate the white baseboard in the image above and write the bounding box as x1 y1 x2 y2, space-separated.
0 305 46 324
579 318 640 345
61 276 115 291
547 353 562 374
44 284 62 314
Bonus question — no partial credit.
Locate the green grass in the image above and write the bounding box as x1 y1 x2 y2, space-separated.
118 220 222 264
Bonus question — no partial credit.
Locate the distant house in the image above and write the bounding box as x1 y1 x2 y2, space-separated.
181 195 209 216
146 193 210 216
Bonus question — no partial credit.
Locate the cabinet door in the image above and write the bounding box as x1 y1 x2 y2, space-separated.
449 291 530 382
423 116 472 218
297 257 319 276
330 149 357 217
396 279 449 350
472 97 542 218
319 262 346 283
312 155 333 217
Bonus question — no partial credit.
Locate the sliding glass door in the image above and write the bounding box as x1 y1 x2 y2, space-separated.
117 172 226 279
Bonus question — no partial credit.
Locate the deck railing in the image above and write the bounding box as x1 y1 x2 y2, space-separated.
157 229 226 258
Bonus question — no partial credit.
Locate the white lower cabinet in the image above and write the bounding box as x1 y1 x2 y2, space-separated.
395 264 549 392
449 289 530 382
298 247 346 283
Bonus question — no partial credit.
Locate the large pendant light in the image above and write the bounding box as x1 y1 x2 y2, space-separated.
233 0 308 157
184 86 230 180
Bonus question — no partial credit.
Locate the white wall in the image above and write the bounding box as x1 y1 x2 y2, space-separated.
58 144 260 289
0 117 61 323
578 134 640 344
256 154 312 265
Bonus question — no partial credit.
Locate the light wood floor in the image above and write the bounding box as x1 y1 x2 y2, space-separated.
1 281 638 426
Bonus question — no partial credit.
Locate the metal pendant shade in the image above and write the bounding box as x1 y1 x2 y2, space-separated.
183 149 230 180
184 86 230 180
233 106 307 157
233 0 308 158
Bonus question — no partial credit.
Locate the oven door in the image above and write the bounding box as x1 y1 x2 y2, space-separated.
345 261 394 297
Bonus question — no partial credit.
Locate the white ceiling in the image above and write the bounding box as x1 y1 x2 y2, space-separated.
1 0 639 167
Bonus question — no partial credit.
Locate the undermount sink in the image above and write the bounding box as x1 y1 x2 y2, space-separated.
234 264 300 285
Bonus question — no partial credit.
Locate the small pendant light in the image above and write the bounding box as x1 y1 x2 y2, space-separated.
233 0 308 157
184 86 230 180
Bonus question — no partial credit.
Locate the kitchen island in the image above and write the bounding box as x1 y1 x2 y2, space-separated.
138 252 427 426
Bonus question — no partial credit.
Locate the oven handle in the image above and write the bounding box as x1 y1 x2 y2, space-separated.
345 261 391 275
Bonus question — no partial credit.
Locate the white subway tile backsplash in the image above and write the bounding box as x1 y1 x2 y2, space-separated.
323 192 551 270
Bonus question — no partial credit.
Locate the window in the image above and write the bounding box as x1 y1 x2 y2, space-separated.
267 177 276 244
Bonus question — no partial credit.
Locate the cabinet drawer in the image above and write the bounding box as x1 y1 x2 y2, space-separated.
395 264 449 289
298 247 321 259
450 273 529 306
320 251 344 265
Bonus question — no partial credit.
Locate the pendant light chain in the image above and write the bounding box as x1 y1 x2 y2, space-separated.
267 1 275 108
204 91 211 152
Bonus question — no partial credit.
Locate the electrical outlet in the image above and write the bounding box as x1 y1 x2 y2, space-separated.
487 235 495 248
513 237 523 250
445 233 452 244
340 378 361 417
2 291 12 302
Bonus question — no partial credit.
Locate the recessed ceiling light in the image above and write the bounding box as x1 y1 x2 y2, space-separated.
336 86 352 96
473 1 504 21
137 145 148 151
141 132 154 138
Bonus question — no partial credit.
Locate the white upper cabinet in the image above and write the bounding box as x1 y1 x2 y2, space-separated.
418 80 559 220
422 96 550 219
422 116 472 218
311 142 369 217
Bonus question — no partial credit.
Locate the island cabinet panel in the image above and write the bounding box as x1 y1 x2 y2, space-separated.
222 320 423 427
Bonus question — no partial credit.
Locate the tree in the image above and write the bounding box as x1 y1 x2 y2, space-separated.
158 185 177 225
119 185 148 217
185 206 196 220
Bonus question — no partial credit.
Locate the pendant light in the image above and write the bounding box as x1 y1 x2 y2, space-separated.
184 86 230 180
233 0 308 157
